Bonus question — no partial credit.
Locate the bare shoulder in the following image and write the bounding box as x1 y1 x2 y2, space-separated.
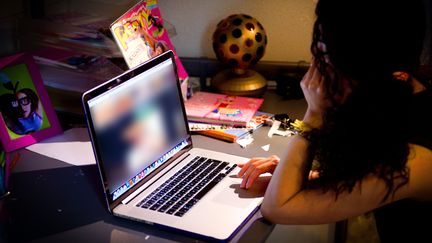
408 144 432 166
406 144 432 201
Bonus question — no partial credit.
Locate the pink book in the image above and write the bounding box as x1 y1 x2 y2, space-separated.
184 92 264 127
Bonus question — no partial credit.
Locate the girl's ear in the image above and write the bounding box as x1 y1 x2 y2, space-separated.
333 77 353 105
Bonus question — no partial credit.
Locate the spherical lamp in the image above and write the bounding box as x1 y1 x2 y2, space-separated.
211 14 268 97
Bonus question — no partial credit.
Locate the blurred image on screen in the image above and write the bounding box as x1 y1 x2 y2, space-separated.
88 60 188 194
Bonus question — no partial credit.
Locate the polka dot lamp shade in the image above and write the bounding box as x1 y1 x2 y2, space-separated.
212 14 267 70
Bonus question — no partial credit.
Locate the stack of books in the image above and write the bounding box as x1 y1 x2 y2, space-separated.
185 92 271 142
33 47 124 92
26 0 188 114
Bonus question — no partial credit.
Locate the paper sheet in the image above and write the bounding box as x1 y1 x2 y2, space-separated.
261 144 270 152
26 128 96 166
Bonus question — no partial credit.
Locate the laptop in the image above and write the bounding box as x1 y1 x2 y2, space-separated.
82 51 263 241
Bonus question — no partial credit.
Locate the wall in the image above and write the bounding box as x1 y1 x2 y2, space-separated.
0 0 317 62
158 0 316 62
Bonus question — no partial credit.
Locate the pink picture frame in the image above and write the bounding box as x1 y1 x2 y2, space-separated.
0 53 62 152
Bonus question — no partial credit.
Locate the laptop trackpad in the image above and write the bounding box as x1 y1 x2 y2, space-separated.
211 175 270 208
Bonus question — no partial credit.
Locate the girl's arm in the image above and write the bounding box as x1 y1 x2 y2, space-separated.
260 142 431 224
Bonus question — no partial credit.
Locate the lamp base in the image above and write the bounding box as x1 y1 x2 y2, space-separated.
210 69 267 97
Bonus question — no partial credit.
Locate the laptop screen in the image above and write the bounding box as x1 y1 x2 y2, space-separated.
87 59 189 201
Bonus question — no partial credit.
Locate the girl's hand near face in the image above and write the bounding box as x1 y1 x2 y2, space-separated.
300 60 331 129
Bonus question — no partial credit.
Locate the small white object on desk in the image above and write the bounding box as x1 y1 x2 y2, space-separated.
236 134 254 148
261 144 270 152
26 128 96 166
267 120 293 137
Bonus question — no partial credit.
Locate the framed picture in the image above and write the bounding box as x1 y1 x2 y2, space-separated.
0 53 62 152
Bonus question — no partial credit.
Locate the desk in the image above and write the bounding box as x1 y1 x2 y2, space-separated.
1 130 278 242
0 91 334 243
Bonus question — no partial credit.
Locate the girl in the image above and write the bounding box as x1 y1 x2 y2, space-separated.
238 0 432 242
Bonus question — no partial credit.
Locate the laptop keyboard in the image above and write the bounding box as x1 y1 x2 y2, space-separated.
136 156 236 217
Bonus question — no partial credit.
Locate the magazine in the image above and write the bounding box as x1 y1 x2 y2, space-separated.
184 92 264 127
110 0 188 83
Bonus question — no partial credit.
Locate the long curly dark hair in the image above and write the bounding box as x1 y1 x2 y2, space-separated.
309 0 426 201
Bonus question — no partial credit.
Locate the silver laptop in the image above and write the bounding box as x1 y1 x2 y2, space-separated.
82 51 263 241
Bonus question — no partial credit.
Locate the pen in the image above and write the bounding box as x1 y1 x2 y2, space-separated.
197 130 237 143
